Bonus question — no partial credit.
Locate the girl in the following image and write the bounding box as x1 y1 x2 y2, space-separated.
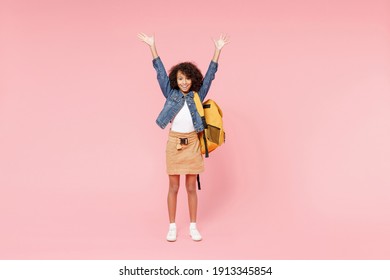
138 33 229 241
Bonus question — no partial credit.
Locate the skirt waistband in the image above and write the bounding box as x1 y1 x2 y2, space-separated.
168 130 198 141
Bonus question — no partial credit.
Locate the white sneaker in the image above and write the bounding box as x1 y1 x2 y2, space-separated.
190 228 202 241
166 227 177 242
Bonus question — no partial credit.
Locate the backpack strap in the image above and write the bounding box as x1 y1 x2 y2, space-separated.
193 92 204 117
194 92 207 189
203 131 209 158
194 92 209 158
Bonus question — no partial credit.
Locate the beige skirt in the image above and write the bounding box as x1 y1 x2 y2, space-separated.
166 130 204 175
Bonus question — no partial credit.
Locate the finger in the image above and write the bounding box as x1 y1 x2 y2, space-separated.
138 33 147 40
137 35 144 41
140 32 150 40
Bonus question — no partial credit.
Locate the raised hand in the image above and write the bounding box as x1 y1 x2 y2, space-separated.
137 32 155 47
213 34 230 50
212 34 230 63
138 32 158 59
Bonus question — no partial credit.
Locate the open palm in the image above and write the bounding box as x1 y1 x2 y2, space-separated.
137 33 155 47
213 34 229 50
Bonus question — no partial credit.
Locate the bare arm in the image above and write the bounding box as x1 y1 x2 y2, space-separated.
137 33 158 59
197 34 230 100
212 34 230 63
138 32 172 97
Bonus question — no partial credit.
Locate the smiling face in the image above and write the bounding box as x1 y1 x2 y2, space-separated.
176 70 192 93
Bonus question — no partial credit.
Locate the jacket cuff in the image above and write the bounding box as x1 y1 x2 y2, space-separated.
209 60 218 70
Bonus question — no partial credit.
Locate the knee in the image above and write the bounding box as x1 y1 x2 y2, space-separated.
186 183 197 194
169 183 180 194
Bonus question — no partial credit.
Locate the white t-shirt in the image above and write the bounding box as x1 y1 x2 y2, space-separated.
171 100 195 133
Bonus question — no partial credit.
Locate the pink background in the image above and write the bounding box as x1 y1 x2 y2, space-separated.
1 0 390 259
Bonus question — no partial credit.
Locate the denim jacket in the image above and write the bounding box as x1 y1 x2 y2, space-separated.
153 56 218 132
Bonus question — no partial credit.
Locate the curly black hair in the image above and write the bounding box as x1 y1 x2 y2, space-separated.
169 62 204 92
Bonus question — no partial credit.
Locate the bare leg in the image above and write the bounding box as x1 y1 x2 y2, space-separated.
185 174 198 222
168 175 180 223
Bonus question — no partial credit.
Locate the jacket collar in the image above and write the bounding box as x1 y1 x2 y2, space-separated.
182 91 194 98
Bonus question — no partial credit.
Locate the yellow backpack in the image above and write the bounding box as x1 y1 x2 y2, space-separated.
194 92 225 158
